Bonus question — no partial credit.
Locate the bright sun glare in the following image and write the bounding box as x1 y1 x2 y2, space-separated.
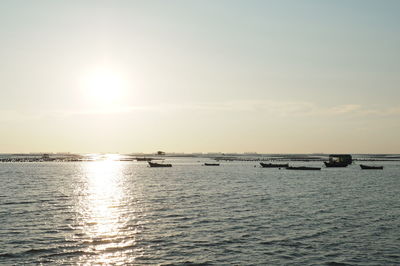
82 68 126 106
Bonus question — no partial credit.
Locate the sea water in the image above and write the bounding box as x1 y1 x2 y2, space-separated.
0 158 399 265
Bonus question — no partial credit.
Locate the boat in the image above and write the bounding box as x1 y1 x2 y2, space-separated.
260 162 289 168
204 163 220 166
360 164 383 170
324 154 352 167
324 161 349 167
286 166 321 170
136 157 153 161
148 161 172 167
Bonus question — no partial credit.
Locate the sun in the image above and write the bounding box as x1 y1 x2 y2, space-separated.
82 67 126 106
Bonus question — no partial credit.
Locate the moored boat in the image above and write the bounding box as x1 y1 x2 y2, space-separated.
324 154 352 167
148 161 172 167
360 164 383 170
136 157 153 161
260 162 289 168
204 163 220 166
324 161 349 167
286 166 321 170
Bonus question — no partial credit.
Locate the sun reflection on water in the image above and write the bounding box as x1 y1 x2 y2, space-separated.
72 155 142 264
84 158 123 237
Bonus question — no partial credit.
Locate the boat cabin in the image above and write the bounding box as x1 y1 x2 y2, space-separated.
328 154 352 164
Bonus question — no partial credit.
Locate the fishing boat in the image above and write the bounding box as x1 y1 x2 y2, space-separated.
360 164 383 170
204 163 220 166
324 154 352 167
324 161 349 167
286 166 321 170
148 161 172 167
260 162 289 168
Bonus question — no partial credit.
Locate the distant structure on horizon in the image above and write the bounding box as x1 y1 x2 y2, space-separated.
324 154 353 167
157 151 166 156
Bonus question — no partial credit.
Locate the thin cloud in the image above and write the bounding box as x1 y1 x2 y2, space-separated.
1 101 400 121
326 104 362 115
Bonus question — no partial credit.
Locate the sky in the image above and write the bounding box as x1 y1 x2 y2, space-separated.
0 0 399 154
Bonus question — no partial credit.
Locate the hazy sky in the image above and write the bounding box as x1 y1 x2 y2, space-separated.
1 0 399 153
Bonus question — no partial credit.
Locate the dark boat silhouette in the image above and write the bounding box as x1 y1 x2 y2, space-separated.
148 161 172 167
324 154 352 167
324 161 349 167
204 163 220 166
360 164 383 170
136 157 153 161
260 162 289 168
286 166 321 170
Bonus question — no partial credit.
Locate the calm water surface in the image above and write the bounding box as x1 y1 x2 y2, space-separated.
0 158 399 265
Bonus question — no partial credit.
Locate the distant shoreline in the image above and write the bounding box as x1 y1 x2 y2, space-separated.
0 153 399 163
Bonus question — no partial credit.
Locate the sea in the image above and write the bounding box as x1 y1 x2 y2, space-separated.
0 156 399 265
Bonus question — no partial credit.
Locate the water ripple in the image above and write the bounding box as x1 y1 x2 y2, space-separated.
0 160 399 265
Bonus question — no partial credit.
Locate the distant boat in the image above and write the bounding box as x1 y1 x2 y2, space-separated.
360 164 383 170
136 157 153 161
148 161 172 167
324 154 352 167
260 162 289 168
324 161 349 167
286 166 321 170
204 163 220 166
